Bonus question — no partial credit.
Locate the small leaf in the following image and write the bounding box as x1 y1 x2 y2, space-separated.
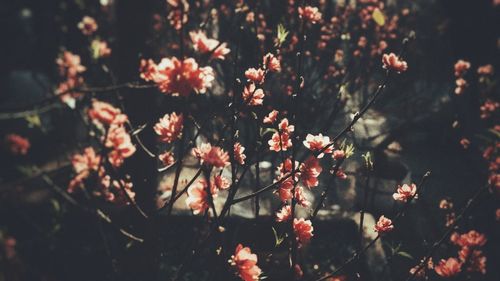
397 251 414 260
276 24 289 47
272 227 285 247
25 114 41 128
372 8 386 26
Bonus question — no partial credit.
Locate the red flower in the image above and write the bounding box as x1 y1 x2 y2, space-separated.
192 143 230 168
454 60 471 77
229 244 262 281
234 142 246 165
374 215 394 234
245 68 265 84
300 156 322 188
477 64 494 76
78 16 98 36
392 183 417 202
263 110 279 124
186 179 210 215
303 134 333 158
382 53 408 73
4 134 30 155
276 205 292 222
242 83 264 106
293 218 314 245
263 53 281 72
451 230 487 248
88 100 128 126
154 112 184 143
140 57 214 96
159 151 175 167
332 149 345 160
212 175 230 191
294 186 310 207
298 6 322 24
434 258 461 277
268 132 292 152
189 30 230 60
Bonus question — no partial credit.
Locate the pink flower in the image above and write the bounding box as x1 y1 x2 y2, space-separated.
88 100 128 126
189 30 230 60
332 149 345 160
276 205 292 222
335 168 347 180
186 180 210 215
234 142 246 165
382 53 408 73
212 175 230 191
263 53 281 72
298 6 322 24
71 147 101 174
278 118 295 134
300 156 322 188
140 57 214 96
451 230 487 248
303 134 333 158
293 218 314 245
459 138 470 149
263 110 279 124
392 183 417 202
268 131 293 152
459 248 486 274
242 83 265 106
4 134 30 155
434 258 462 277
78 16 98 36
278 177 295 202
477 64 494 76
374 215 394 233
159 151 175 167
454 60 471 77
105 125 136 167
229 244 262 281
91 39 112 58
244 68 265 84
153 112 184 143
294 186 310 207
192 143 230 168
56 51 86 78
454 78 468 95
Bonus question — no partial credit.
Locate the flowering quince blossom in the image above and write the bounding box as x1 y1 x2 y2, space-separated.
434 258 462 277
299 156 322 188
56 51 86 78
332 149 345 160
139 57 214 97
192 143 230 168
477 64 494 76
263 110 279 124
88 100 128 126
166 0 189 30
277 177 295 202
374 215 394 234
72 147 101 174
234 142 246 165
189 30 230 60
105 125 136 167
298 6 322 24
303 134 333 158
454 78 468 95
99 175 136 205
293 218 314 245
244 68 265 84
212 174 230 192
268 118 295 152
263 53 281 72
242 83 265 106
4 134 30 155
186 179 210 215
229 244 261 281
275 205 292 222
392 183 417 202
153 112 184 143
294 186 310 207
454 60 471 77
159 151 175 167
382 53 408 73
450 230 487 248
78 16 98 36
459 248 487 274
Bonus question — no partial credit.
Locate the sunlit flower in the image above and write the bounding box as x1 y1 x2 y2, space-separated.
88 100 128 126
234 142 246 165
4 134 30 155
278 177 295 202
186 179 209 215
298 6 322 24
477 64 494 76
212 174 230 191
293 218 314 245
72 147 101 174
242 83 264 106
263 53 281 72
229 244 261 281
56 51 86 78
392 183 417 202
154 112 183 143
374 215 394 233
159 151 175 167
459 248 487 274
382 53 408 73
434 258 461 277
454 78 468 95
303 134 332 158
294 186 310 207
192 143 230 168
91 39 112 58
78 16 98 36
450 230 487 248
276 205 292 222
140 57 214 96
268 131 292 152
454 59 471 77
300 156 322 188
263 110 279 124
244 68 265 84
332 149 345 160
105 125 136 167
190 30 230 60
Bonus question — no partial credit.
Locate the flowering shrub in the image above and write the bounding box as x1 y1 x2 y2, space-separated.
0 1 498 281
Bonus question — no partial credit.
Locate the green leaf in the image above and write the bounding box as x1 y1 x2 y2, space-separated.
25 114 41 128
272 227 285 247
397 251 414 260
372 8 386 26
276 24 289 47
